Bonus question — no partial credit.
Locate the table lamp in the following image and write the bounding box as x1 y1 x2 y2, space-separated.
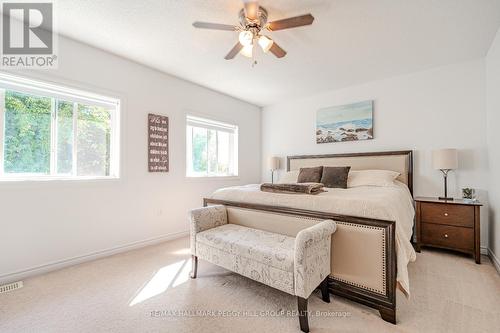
268 157 280 184
432 149 458 200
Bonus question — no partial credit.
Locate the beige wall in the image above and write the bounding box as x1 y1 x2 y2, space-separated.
486 27 500 269
0 35 261 283
262 59 490 251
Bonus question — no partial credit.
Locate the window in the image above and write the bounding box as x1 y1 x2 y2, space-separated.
186 115 238 177
0 73 120 180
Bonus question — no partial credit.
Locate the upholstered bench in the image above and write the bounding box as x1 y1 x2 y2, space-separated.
189 205 337 332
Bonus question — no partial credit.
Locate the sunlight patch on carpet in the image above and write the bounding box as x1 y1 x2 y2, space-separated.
172 248 191 255
129 258 191 306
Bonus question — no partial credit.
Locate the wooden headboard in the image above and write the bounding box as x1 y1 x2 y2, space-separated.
287 150 413 195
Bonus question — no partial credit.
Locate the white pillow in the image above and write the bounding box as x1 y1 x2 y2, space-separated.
347 169 400 188
277 170 299 184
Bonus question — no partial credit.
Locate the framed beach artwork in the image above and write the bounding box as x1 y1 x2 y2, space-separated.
316 100 373 143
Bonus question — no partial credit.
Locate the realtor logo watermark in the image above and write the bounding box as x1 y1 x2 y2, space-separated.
1 1 57 68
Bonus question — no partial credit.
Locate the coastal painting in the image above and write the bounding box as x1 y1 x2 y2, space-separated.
316 100 373 143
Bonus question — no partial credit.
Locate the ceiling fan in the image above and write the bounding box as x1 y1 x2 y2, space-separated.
192 0 314 61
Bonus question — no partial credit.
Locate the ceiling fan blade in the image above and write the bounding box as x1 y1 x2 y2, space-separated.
243 0 259 21
267 14 314 31
269 42 287 58
192 22 237 31
225 43 244 60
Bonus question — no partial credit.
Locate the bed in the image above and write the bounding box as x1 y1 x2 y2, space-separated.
204 150 415 324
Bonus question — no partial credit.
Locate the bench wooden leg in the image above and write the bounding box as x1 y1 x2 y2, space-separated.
190 255 198 279
320 277 330 303
297 297 309 333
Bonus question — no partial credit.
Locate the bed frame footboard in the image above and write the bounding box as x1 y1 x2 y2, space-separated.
203 198 397 324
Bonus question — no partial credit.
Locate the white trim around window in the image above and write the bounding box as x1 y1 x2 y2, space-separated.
0 73 121 181
186 114 238 178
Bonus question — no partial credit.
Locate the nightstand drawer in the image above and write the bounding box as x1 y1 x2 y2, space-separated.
421 223 473 251
420 202 474 227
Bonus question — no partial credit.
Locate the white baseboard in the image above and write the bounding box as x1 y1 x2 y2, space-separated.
0 230 189 285
2 231 497 284
488 248 500 275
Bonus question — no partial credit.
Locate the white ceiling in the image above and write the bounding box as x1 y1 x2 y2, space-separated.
54 0 500 106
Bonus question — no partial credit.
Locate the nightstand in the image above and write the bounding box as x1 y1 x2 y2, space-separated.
414 197 482 264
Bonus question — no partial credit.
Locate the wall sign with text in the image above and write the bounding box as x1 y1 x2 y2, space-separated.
148 114 169 172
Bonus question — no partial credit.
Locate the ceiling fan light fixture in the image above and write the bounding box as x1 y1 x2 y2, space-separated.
258 35 273 53
238 30 253 46
240 44 253 58
192 2 314 62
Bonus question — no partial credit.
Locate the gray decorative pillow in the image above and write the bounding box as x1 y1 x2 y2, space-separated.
320 166 351 188
297 166 323 183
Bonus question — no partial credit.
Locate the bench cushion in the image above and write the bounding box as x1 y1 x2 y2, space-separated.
197 224 295 272
196 241 295 295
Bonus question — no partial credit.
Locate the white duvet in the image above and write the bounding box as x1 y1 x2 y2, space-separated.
210 181 416 297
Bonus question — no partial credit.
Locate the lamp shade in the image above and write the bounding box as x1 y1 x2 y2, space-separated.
238 31 253 46
432 149 458 170
268 157 280 171
258 35 273 53
240 44 253 58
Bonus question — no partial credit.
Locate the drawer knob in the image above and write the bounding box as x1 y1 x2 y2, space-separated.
444 213 449 217
444 234 449 238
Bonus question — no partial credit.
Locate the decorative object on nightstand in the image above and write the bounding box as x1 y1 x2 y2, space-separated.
268 156 280 184
462 188 476 203
414 197 482 264
432 149 458 200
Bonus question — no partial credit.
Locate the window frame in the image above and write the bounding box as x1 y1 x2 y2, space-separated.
186 114 238 178
0 73 121 181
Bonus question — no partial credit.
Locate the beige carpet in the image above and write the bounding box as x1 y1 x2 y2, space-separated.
1 237 499 333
